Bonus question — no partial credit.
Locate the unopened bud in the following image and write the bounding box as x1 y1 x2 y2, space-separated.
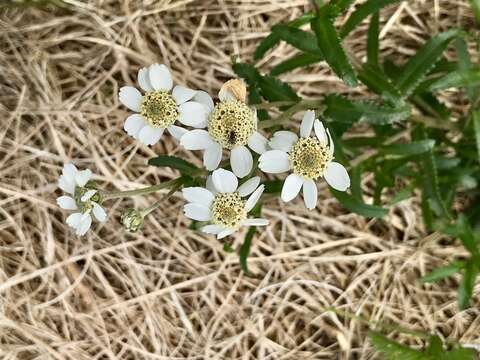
121 209 144 233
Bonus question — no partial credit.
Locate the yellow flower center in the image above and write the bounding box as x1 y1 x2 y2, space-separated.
211 192 246 228
140 91 178 128
289 138 332 180
208 100 255 149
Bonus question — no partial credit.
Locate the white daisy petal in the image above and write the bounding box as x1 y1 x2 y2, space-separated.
245 184 264 212
217 228 236 239
76 213 92 236
75 169 92 187
180 129 215 150
172 85 197 105
281 174 304 202
56 196 77 210
66 212 83 229
201 224 225 235
119 86 142 112
303 179 318 210
206 175 216 194
314 119 328 145
269 131 298 152
324 162 350 191
138 67 153 92
184 203 211 221
167 125 188 141
237 176 260 197
124 114 146 139
212 168 238 193
148 64 173 91
62 163 78 180
193 90 214 112
92 203 107 222
327 129 335 157
58 175 76 194
258 150 291 174
300 110 315 138
178 101 209 128
203 143 223 171
231 145 253 178
81 189 97 202
138 125 164 146
243 218 269 226
248 131 268 154
182 187 215 207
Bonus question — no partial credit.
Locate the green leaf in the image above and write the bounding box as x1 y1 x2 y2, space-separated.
473 111 480 165
258 75 300 102
270 53 322 76
421 261 465 283
240 227 255 274
329 0 355 16
369 331 425 360
232 62 261 85
331 189 388 218
367 12 380 67
223 242 234 253
271 25 324 56
311 9 358 87
263 179 284 194
458 259 478 310
148 156 201 175
426 68 480 91
381 140 436 157
340 0 402 38
470 0 480 25
358 63 402 104
395 29 460 97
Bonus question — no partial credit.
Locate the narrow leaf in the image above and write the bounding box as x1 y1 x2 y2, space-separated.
473 110 480 165
358 63 402 104
331 189 388 218
421 261 465 283
232 62 261 85
458 260 478 309
240 227 255 274
271 25 323 56
148 156 201 175
367 12 380 67
381 140 436 156
270 53 322 76
258 75 300 102
369 331 425 359
470 0 480 25
427 68 480 91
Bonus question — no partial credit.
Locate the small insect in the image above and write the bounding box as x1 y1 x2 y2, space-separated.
227 130 237 145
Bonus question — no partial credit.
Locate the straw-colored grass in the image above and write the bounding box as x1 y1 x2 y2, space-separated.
0 1 478 359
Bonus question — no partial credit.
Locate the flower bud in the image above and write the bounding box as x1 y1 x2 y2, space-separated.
219 79 247 103
121 209 144 233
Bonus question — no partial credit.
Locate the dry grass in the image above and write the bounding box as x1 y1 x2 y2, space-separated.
0 0 479 359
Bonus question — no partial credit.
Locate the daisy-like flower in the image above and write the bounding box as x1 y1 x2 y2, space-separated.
258 110 350 210
180 79 268 178
56 163 107 236
182 168 269 239
119 63 214 146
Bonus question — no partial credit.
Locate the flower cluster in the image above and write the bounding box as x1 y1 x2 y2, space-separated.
56 64 350 238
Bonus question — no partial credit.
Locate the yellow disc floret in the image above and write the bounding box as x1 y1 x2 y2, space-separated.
140 91 178 128
289 138 332 180
208 100 255 149
211 192 247 228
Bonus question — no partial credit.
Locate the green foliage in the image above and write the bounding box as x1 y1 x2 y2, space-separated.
148 156 202 175
331 189 388 218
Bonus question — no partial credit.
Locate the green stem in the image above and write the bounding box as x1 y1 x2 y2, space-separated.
258 100 325 129
102 178 180 200
141 184 182 217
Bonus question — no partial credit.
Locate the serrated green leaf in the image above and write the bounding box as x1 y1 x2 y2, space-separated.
271 25 324 56
324 95 363 124
421 261 465 283
329 0 355 16
263 179 284 194
358 63 402 104
369 331 425 360
381 140 435 156
331 189 388 218
470 0 480 24
232 62 261 85
367 12 380 67
311 9 358 87
340 0 402 38
459 259 478 309
270 53 322 76
395 30 460 97
441 347 477 360
148 156 201 175
258 75 300 102
473 111 480 165
426 69 480 91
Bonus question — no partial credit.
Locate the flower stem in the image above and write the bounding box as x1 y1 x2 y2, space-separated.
102 178 181 200
141 183 182 217
258 100 325 129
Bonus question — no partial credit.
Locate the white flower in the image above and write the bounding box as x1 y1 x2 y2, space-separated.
180 82 268 178
57 163 107 236
182 169 269 239
258 110 350 210
119 63 214 146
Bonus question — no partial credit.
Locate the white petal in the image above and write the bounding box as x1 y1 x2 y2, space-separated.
203 143 223 171
184 203 211 221
327 129 335 157
217 228 236 239
300 110 315 138
180 130 215 150
248 132 268 154
76 214 92 236
258 150 291 174
62 163 78 180
182 187 214 207
245 185 264 212
58 175 76 195
193 91 214 112
81 189 97 202
281 174 304 202
212 168 238 193
124 114 146 139
172 85 197 105
269 131 298 152
119 86 142 112
243 218 269 226
314 119 328 145
237 176 260 197
167 125 188 141
75 169 92 187
148 64 173 91
138 67 153 92
231 146 253 178
303 179 318 210
178 101 209 128
206 175 216 194
324 162 350 191
66 212 83 229
56 196 77 210
138 126 164 146
201 224 225 235
92 203 107 222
